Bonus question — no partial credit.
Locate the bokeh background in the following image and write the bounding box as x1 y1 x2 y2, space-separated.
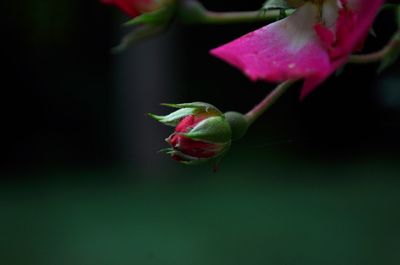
2 1 400 265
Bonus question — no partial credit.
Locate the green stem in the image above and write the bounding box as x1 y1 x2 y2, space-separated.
348 30 400 64
179 0 293 24
245 80 298 125
197 10 282 24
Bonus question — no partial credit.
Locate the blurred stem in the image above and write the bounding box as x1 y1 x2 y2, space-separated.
245 80 298 125
349 30 400 64
195 10 280 24
179 0 293 24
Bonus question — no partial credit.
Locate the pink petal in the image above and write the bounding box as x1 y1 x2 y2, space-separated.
339 0 384 56
314 23 335 51
211 0 384 99
211 3 331 83
101 0 140 17
301 0 384 98
300 58 347 99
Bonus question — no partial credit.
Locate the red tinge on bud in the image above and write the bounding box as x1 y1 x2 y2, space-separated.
149 102 232 165
167 115 225 162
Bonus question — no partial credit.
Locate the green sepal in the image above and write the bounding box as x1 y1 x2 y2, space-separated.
161 148 212 165
224 111 249 141
183 116 232 143
262 0 292 10
261 0 295 20
378 33 400 73
148 107 197 126
161 102 222 115
262 0 304 10
158 147 174 154
112 25 165 53
163 146 231 166
124 6 175 27
159 139 231 167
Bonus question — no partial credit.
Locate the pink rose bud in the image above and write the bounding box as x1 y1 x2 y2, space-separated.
101 0 173 17
149 102 233 165
167 114 229 163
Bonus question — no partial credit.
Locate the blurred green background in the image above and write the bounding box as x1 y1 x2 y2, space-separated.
2 1 400 264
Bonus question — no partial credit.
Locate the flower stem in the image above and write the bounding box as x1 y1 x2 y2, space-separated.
196 10 282 24
245 80 298 125
178 0 293 25
348 30 400 64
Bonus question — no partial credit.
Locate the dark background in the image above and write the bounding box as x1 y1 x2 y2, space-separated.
1 1 400 264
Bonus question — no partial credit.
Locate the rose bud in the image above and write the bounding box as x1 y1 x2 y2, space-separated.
149 102 233 165
101 0 174 18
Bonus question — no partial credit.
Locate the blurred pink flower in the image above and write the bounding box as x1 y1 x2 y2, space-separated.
211 0 384 98
101 0 163 17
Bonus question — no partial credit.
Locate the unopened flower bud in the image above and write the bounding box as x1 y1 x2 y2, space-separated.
149 102 232 165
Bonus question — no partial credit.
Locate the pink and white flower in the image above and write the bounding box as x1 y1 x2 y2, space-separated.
211 0 384 98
